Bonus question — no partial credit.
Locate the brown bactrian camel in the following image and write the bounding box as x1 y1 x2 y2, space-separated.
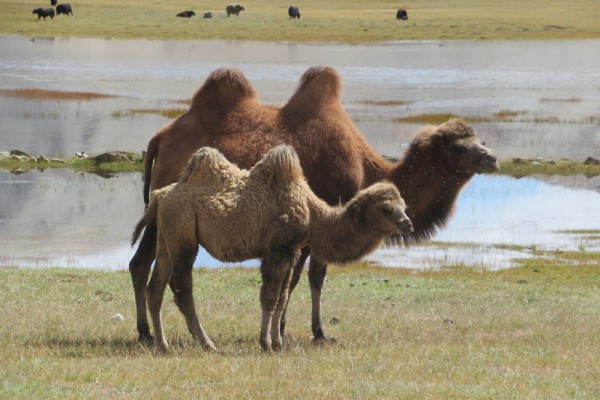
131 145 412 351
129 66 499 343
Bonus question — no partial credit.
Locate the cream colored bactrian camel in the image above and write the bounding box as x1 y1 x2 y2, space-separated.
132 145 413 351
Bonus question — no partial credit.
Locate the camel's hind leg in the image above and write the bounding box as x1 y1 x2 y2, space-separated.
129 221 157 342
270 262 296 352
279 248 310 338
145 237 172 351
171 248 217 352
259 249 296 352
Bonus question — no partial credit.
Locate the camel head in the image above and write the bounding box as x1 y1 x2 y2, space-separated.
191 68 257 111
345 182 413 236
416 119 499 176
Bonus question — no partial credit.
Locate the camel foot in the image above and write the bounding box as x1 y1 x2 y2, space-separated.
137 322 154 343
203 342 219 352
312 335 337 345
137 332 154 343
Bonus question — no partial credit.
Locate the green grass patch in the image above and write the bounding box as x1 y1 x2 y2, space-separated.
3 0 600 42
1 261 599 398
359 99 413 107
498 159 600 178
0 152 143 174
110 108 187 119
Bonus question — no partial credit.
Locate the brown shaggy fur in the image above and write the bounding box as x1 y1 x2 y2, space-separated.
129 66 498 343
132 145 412 351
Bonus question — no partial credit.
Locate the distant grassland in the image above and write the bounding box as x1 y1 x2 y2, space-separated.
2 0 599 42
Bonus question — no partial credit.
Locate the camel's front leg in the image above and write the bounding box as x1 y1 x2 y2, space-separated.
259 250 295 352
129 220 157 342
171 247 217 352
308 258 335 343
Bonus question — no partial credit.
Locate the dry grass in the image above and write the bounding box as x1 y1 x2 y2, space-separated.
1 256 599 399
0 88 116 101
2 0 599 42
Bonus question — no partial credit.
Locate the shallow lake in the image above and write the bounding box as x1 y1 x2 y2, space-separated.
0 36 599 270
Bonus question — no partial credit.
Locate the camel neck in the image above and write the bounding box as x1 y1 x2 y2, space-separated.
389 155 471 243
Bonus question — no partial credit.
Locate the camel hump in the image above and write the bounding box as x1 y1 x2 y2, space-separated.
283 66 342 111
190 68 257 110
251 144 304 184
178 147 237 183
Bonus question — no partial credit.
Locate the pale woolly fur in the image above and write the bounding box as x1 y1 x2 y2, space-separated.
132 145 411 351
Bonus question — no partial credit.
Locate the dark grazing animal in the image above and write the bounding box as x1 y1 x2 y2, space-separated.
226 4 245 17
128 66 499 344
176 10 195 18
396 9 408 20
56 4 73 16
288 6 301 19
51 0 57 6
32 8 55 20
203 12 213 19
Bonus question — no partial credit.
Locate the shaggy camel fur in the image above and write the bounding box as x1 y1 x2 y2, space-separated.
132 145 413 351
129 66 499 343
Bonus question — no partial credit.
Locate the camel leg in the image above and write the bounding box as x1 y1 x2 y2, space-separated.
308 258 334 343
259 250 295 352
145 240 172 351
279 248 310 337
128 221 157 342
171 249 217 352
270 253 298 351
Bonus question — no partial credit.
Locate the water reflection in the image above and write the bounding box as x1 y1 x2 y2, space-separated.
1 36 599 159
1 170 598 270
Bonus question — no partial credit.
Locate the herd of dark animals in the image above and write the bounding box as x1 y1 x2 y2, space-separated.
32 2 72 20
175 5 408 20
31 3 407 21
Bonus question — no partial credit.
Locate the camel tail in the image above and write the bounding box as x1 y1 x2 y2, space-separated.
131 197 159 246
143 135 160 205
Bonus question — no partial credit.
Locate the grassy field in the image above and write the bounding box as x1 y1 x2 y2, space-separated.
1 254 599 399
2 0 599 42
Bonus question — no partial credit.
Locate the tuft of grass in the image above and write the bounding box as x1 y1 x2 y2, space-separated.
0 88 117 101
539 97 584 103
1 260 599 398
359 99 413 107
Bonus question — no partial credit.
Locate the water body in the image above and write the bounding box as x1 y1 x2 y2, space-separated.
0 36 599 270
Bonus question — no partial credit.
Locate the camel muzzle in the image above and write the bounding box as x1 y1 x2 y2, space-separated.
397 217 414 235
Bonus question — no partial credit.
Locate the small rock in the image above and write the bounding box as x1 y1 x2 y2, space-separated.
443 318 454 325
93 151 134 164
511 158 527 164
547 159 557 165
36 155 50 163
10 149 30 157
111 313 125 322
329 317 340 325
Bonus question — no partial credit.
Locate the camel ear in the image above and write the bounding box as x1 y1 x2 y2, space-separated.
345 197 368 226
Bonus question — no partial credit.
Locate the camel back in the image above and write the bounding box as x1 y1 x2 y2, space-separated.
282 66 342 112
249 145 304 185
190 68 257 111
178 147 240 184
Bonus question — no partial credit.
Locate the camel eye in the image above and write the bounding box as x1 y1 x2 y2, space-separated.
382 205 394 215
453 144 467 155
